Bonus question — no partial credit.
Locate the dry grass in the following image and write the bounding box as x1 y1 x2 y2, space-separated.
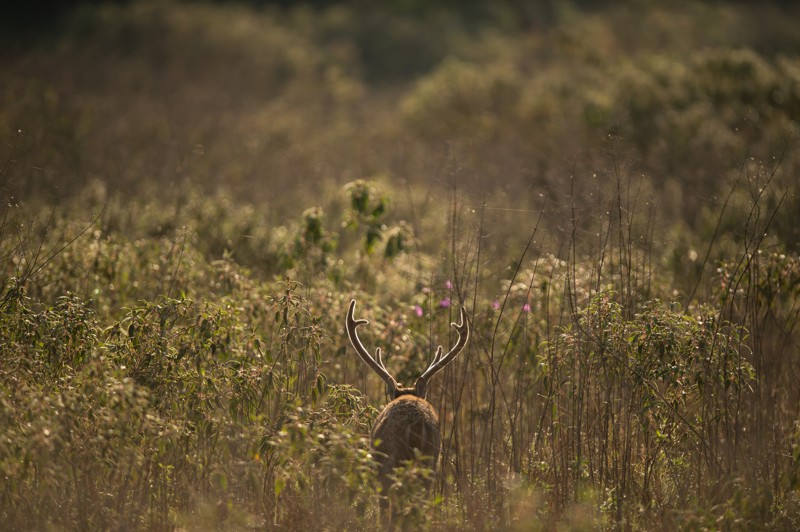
1 1 799 529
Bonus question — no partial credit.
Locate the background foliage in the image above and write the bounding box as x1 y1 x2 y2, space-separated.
1 0 799 529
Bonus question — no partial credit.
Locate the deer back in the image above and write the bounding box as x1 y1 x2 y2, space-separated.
371 394 441 472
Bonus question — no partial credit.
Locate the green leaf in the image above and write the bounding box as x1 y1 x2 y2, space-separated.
274 476 286 497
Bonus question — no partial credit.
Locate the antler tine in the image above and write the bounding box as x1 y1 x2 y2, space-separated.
346 300 400 392
375 347 390 372
421 346 444 375
415 306 470 388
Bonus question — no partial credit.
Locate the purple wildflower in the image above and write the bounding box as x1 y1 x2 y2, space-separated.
445 279 453 290
522 303 531 313
492 300 500 310
440 297 451 308
414 305 423 317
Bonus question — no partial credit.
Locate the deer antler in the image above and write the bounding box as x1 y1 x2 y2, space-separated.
414 305 470 396
346 300 401 395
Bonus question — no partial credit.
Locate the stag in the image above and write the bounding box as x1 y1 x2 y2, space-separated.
345 299 470 511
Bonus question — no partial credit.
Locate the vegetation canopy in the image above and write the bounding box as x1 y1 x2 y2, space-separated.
1 0 799 529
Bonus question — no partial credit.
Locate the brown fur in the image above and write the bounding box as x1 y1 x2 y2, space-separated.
372 394 441 471
371 394 440 509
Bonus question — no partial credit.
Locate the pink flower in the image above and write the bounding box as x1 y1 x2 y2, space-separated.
440 297 451 308
522 303 531 313
445 280 453 290
492 300 500 310
414 305 423 317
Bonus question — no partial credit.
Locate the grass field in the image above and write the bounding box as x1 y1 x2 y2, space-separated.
1 1 799 529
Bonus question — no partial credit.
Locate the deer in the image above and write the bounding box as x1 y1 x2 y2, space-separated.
345 299 470 512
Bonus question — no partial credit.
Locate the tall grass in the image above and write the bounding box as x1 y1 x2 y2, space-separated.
1 1 799 529
1 169 797 529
